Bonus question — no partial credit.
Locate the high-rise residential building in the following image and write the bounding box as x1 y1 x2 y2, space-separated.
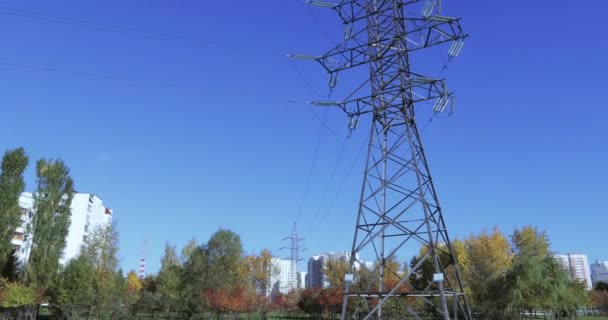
268 258 298 296
306 252 373 289
554 254 593 290
60 193 113 265
591 261 608 287
307 255 325 289
13 192 113 266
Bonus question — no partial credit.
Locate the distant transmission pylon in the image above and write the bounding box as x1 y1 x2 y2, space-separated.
281 223 305 291
293 0 471 319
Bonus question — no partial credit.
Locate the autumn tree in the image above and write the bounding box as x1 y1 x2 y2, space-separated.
590 281 608 311
460 227 513 307
0 148 29 271
511 225 550 258
246 249 275 295
27 158 74 289
127 270 142 294
298 289 322 315
323 256 349 288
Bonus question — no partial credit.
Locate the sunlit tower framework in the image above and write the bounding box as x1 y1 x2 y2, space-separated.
293 0 470 319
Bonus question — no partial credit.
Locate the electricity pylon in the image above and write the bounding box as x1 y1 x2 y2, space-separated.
281 223 305 291
294 0 471 319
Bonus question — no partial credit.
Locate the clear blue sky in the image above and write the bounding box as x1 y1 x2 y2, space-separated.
0 0 606 274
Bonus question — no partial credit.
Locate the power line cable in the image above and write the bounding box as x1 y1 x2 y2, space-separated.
293 108 327 223
305 5 339 46
307 137 350 222
0 6 286 58
288 60 325 98
303 137 367 247
0 60 202 91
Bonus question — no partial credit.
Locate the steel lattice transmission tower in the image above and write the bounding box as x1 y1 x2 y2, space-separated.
294 0 470 319
281 223 305 290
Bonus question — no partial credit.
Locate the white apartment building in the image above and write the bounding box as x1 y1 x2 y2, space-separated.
298 271 307 289
591 261 608 287
554 254 593 290
60 193 113 265
13 192 113 265
12 193 35 264
268 258 298 296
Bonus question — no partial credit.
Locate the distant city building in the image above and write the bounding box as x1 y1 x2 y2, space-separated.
268 258 298 296
307 255 325 289
298 271 307 289
554 254 593 290
306 252 372 289
12 192 113 266
591 261 608 287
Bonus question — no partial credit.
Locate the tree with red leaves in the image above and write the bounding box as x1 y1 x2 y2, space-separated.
203 286 256 316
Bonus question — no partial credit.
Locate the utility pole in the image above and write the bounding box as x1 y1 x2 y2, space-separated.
281 223 305 291
294 0 471 319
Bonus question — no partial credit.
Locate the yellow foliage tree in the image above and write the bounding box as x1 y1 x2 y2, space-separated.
461 227 513 305
324 257 350 288
245 249 277 295
126 271 142 294
511 225 550 258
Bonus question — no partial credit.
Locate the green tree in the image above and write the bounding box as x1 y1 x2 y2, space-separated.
133 275 162 316
158 243 182 314
52 255 95 319
181 237 198 263
82 224 122 318
207 229 246 289
496 255 586 319
27 158 74 289
0 148 29 270
0 278 36 308
511 225 550 258
181 245 210 315
180 229 249 316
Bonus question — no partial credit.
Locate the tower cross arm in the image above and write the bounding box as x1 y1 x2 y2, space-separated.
309 74 451 129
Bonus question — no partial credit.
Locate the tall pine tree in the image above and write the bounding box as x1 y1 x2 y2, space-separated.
0 148 29 270
27 158 74 288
